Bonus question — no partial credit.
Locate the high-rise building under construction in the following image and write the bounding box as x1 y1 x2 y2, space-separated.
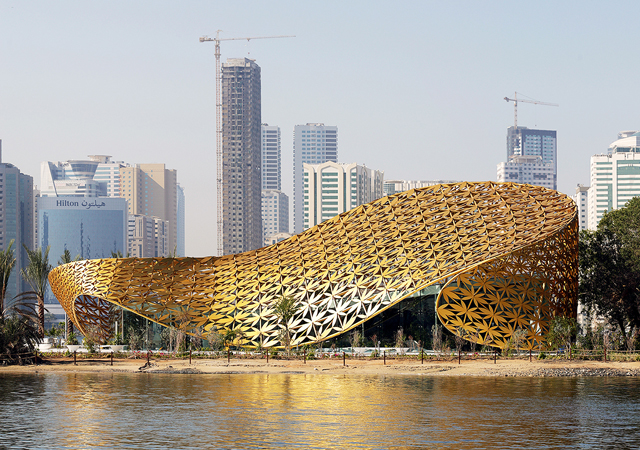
221 58 263 255
504 126 557 190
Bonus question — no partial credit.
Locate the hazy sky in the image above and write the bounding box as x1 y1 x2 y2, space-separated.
1 1 639 256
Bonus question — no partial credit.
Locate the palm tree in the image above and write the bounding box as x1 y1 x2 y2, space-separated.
21 245 52 339
0 314 41 364
0 291 41 363
0 240 16 319
58 249 80 266
58 249 80 336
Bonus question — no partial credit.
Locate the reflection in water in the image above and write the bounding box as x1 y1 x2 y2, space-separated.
0 373 639 449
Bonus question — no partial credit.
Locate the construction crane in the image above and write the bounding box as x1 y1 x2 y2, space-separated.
200 31 295 256
504 92 558 128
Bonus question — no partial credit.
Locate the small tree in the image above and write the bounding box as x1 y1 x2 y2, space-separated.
469 328 479 355
626 330 637 351
0 240 16 318
66 331 78 345
47 322 65 348
82 325 104 354
546 317 578 355
0 292 41 363
58 249 81 266
206 329 223 351
127 325 143 351
174 327 186 352
349 329 362 349
21 245 52 339
58 249 82 337
395 327 405 348
371 333 379 349
223 327 245 351
0 316 40 364
274 295 298 355
431 324 443 356
603 327 612 358
454 327 468 364
511 328 527 356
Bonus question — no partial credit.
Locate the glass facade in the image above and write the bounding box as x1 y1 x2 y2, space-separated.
38 196 127 309
0 163 34 301
39 198 127 261
506 126 557 190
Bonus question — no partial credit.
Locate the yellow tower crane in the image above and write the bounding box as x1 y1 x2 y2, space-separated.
200 31 295 255
504 92 558 128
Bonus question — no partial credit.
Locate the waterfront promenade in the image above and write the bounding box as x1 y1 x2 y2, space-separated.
5 355 640 378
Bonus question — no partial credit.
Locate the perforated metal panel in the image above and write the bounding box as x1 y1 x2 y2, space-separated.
49 182 577 349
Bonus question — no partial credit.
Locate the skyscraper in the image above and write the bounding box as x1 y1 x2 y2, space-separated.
261 124 289 243
262 189 289 244
588 131 640 229
40 155 128 197
38 196 128 327
176 183 185 256
40 159 103 197
496 155 555 189
90 155 127 197
120 164 177 254
0 141 34 301
303 162 383 230
127 214 168 257
572 184 589 231
506 126 557 190
38 157 128 329
293 123 338 234
220 58 262 255
261 124 281 191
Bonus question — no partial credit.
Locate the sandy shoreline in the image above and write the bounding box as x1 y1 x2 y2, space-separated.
3 356 640 377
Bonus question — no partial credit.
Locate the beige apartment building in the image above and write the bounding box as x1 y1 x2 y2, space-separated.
128 214 169 258
120 164 177 254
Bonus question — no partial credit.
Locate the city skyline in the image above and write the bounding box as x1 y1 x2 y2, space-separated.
2 1 639 256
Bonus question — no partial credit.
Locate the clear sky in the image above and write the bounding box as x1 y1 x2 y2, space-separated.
1 1 639 256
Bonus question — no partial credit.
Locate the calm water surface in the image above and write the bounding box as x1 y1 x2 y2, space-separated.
0 372 639 449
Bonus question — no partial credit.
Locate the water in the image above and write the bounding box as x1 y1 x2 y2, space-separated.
1 373 639 449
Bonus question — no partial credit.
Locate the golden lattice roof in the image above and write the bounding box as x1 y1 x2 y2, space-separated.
49 181 577 349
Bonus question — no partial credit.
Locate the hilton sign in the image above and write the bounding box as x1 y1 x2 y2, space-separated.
56 200 107 209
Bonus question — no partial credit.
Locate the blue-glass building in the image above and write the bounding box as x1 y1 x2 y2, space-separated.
0 142 34 302
38 197 127 315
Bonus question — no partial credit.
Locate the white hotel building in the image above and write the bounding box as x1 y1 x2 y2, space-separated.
496 155 555 189
261 124 289 244
588 131 640 229
572 184 589 231
293 124 338 234
303 162 383 230
383 179 459 196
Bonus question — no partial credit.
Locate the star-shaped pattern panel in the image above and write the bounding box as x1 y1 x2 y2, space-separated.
48 182 577 349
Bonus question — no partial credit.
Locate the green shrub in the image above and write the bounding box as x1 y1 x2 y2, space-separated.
0 315 40 363
108 332 124 346
83 336 97 354
67 331 78 345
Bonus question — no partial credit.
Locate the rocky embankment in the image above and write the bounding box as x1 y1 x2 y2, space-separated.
482 367 640 377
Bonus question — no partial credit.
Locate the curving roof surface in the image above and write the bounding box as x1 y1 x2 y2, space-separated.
49 182 578 349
